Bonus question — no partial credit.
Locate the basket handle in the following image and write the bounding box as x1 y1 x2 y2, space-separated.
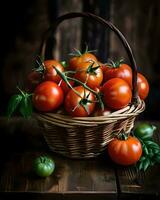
40 12 138 103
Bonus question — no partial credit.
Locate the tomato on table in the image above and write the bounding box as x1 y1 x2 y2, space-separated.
108 135 142 166
102 78 132 110
134 123 156 140
33 156 55 177
64 86 96 117
32 81 64 112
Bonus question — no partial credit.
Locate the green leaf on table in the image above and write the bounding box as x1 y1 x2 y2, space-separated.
6 94 23 117
143 158 150 171
154 155 160 163
145 141 160 150
138 161 144 171
142 144 149 155
19 94 33 118
150 160 156 166
153 148 160 154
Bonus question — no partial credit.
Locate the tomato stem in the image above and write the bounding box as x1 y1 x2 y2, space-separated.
54 67 104 110
54 67 82 98
118 133 129 140
69 45 97 57
86 62 100 75
17 86 25 97
67 76 104 110
106 58 124 68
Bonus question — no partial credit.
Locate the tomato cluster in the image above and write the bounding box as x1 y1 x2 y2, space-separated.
27 50 149 117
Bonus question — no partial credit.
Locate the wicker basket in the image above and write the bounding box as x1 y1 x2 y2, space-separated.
34 12 145 159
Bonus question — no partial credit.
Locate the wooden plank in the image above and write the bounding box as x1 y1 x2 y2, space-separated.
82 0 111 62
50 0 83 61
116 121 160 198
110 0 160 77
0 192 116 200
0 151 117 199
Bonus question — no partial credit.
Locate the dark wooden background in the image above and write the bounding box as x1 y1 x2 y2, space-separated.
0 0 160 119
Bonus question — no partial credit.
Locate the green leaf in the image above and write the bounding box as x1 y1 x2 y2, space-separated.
143 158 150 171
148 151 154 158
145 141 160 150
154 155 160 163
153 148 160 154
139 156 146 162
138 161 144 171
6 94 23 117
19 95 33 118
137 156 151 171
150 160 156 166
143 145 149 155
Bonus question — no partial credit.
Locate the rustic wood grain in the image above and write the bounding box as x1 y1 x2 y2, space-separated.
82 0 110 62
116 121 160 198
51 0 82 61
0 152 117 199
110 0 160 77
0 119 160 199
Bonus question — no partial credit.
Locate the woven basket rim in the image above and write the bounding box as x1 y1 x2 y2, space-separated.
33 99 145 127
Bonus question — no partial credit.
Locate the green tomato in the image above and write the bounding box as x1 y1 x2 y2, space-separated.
134 123 156 140
33 156 55 177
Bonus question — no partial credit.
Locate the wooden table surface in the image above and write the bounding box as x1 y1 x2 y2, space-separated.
0 118 160 200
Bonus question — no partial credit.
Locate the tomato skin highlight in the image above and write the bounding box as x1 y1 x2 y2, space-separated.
32 81 64 112
64 86 96 117
103 63 132 87
137 73 149 100
102 78 132 110
108 136 142 166
44 60 64 83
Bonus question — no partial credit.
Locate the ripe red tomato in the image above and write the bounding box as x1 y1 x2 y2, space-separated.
69 53 98 70
44 60 64 83
108 136 142 166
32 81 64 112
74 62 103 89
26 71 43 92
58 79 74 95
137 73 149 100
103 63 132 87
64 86 96 117
102 78 132 110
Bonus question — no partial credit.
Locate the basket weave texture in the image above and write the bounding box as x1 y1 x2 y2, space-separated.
34 12 145 159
